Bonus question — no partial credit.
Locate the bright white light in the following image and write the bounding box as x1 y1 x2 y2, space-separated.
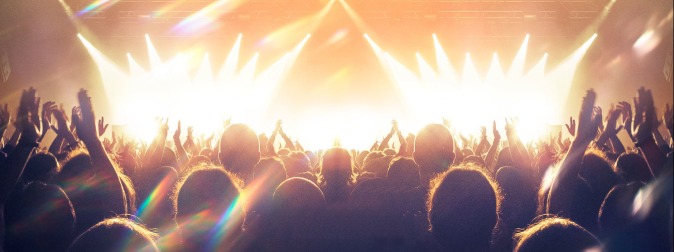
79 34 308 143
365 34 597 141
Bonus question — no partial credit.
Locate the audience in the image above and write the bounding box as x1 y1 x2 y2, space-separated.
0 86 671 251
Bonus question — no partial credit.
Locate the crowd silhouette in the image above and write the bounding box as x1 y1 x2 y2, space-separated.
0 86 672 251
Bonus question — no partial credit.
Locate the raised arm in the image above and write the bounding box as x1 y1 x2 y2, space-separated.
0 88 41 203
173 120 189 167
596 105 624 152
474 126 489 156
72 89 127 214
379 120 397 151
548 89 600 214
485 120 501 172
0 104 11 146
632 87 667 176
142 118 168 169
276 120 296 151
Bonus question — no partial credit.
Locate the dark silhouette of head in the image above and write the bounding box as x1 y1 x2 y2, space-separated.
578 150 622 232
136 166 178 230
174 166 243 250
318 147 355 203
282 151 311 178
387 157 420 187
599 182 644 236
318 147 355 186
219 124 260 185
615 152 652 183
159 147 178 169
514 217 601 252
68 217 159 252
463 155 487 172
495 166 536 226
23 152 59 183
427 165 499 251
494 147 513 170
492 166 538 251
414 124 454 185
4 182 75 252
273 177 326 213
249 157 287 213
363 155 393 178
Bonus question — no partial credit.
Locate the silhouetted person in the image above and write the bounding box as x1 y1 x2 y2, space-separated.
427 165 499 251
22 152 59 184
318 147 355 204
68 217 159 252
219 124 261 186
514 217 601 252
4 182 75 252
414 124 454 188
174 166 245 251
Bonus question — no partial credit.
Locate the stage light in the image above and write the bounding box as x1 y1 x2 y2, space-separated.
485 53 505 85
365 33 597 142
508 34 529 79
433 34 457 84
145 34 162 70
79 34 309 143
462 53 481 85
218 34 242 83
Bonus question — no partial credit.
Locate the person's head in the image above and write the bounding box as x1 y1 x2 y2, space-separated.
598 182 644 236
249 157 287 211
23 152 59 183
581 150 622 196
615 152 652 183
495 166 537 228
283 151 312 178
463 155 487 172
414 124 454 180
4 182 75 252
362 151 385 168
514 217 601 252
318 147 355 186
362 155 393 178
136 166 178 228
174 166 243 248
494 147 513 170
68 217 159 252
273 177 326 213
51 152 93 189
219 124 260 184
160 147 178 169
387 157 420 187
427 165 499 251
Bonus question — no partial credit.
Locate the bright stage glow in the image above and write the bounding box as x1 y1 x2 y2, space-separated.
366 34 598 141
79 34 310 144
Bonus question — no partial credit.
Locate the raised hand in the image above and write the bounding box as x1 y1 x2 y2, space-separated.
604 104 623 136
575 89 600 144
0 104 11 137
16 88 41 144
40 101 57 139
275 119 283 133
594 106 604 132
665 103 673 137
174 120 182 140
617 101 634 140
98 117 109 137
565 116 576 137
633 87 655 144
70 106 80 133
72 89 100 144
492 120 500 141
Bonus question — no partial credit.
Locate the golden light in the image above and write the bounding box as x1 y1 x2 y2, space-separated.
79 34 310 143
366 34 598 141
